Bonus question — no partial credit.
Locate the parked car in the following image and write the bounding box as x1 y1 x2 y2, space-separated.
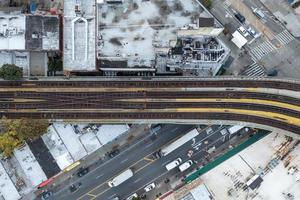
247 26 258 38
238 26 249 37
144 182 156 192
179 160 193 172
77 167 89 177
126 193 138 200
41 191 52 200
253 8 265 19
108 149 120 158
69 184 78 193
235 13 246 23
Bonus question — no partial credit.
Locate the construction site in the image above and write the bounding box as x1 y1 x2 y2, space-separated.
189 132 300 200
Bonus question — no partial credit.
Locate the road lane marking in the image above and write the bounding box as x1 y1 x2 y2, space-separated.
77 126 208 200
121 158 128 164
87 193 97 198
95 174 104 179
144 157 154 162
133 178 141 183
145 142 154 148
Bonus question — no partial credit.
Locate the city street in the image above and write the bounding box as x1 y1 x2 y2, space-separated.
48 123 249 200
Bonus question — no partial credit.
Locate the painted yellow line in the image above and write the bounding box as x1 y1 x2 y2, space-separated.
3 106 300 126
0 98 46 103
116 98 300 113
135 160 155 173
87 193 97 198
76 126 213 200
144 157 155 162
0 87 183 92
176 108 300 126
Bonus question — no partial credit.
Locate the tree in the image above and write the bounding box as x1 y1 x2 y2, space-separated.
131 197 141 200
202 0 212 10
17 118 49 140
0 64 23 80
0 118 48 157
48 53 63 74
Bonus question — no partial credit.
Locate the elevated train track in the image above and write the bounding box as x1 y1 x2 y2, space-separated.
1 78 300 135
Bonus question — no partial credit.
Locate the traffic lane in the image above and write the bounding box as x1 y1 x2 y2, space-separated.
92 125 224 199
97 125 233 199
53 124 194 200
211 0 242 31
242 0 284 34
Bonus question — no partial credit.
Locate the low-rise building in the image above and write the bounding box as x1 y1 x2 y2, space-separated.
0 9 60 76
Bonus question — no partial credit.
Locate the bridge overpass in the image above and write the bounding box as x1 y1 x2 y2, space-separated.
1 77 300 137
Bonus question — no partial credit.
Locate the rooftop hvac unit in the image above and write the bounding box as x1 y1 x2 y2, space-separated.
75 4 81 13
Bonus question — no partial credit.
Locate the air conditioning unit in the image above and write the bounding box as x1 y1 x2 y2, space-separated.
75 4 81 12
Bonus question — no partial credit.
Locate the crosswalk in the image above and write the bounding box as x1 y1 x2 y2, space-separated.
274 30 295 45
250 40 276 61
240 62 266 77
223 0 231 8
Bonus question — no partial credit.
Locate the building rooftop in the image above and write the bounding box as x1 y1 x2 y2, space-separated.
0 12 59 50
63 0 96 71
97 0 217 69
0 161 21 200
13 143 47 187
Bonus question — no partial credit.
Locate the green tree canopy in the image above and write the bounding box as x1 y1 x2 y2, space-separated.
202 0 212 10
0 64 23 80
0 118 48 157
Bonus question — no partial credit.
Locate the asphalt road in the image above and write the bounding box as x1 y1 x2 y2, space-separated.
49 123 245 200
51 124 194 200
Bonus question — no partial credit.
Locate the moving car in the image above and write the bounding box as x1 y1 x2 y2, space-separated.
179 160 193 172
144 182 156 192
165 158 182 171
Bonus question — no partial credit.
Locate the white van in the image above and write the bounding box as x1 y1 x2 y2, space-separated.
179 160 193 172
253 8 265 19
165 158 182 171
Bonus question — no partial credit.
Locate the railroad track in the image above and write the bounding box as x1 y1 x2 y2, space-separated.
1 78 300 134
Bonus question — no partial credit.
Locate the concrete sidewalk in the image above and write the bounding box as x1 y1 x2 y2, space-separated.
26 124 150 200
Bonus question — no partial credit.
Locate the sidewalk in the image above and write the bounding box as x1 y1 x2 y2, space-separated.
26 124 150 200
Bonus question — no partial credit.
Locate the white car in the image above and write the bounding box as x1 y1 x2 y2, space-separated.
179 160 193 172
126 193 138 200
144 182 156 192
238 26 249 37
165 158 182 171
247 27 256 36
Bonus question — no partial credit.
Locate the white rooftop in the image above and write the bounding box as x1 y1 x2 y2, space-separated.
0 161 21 200
96 124 129 144
189 184 212 200
13 143 47 187
231 31 247 49
98 0 211 67
53 124 88 161
42 125 74 170
0 15 26 50
63 0 96 71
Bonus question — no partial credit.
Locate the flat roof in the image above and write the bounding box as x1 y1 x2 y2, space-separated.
13 143 47 187
231 31 247 48
0 162 21 200
63 0 96 71
0 14 59 50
